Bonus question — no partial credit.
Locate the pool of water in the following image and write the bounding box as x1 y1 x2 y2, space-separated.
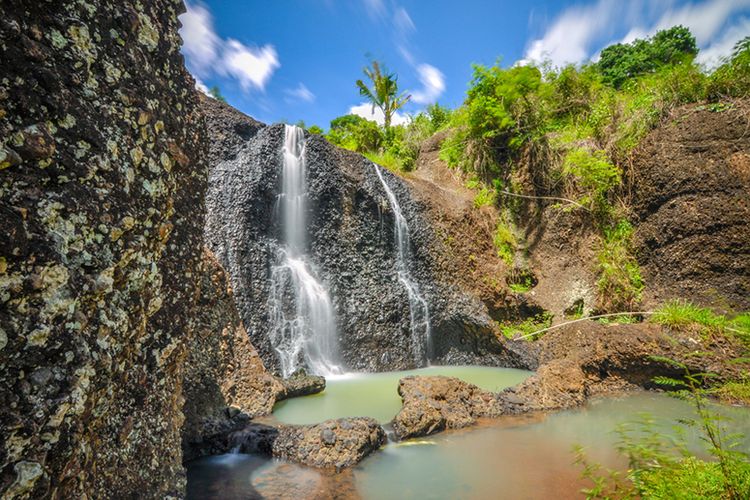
187 393 750 499
271 365 533 424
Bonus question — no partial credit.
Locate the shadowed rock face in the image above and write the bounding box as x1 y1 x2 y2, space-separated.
0 0 206 497
181 250 282 463
203 102 523 374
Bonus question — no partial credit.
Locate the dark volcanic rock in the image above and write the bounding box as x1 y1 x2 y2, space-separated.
0 1 206 497
182 250 282 462
276 369 326 401
231 418 386 470
631 102 750 312
391 375 503 440
203 104 520 373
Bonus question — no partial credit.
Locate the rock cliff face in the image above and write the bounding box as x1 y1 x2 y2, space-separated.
203 102 520 374
0 1 218 497
181 250 282 462
631 101 750 312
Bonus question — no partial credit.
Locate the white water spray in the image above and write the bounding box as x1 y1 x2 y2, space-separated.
268 125 342 377
373 165 433 365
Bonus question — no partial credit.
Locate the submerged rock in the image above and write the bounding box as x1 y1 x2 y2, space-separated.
391 375 502 440
231 418 386 470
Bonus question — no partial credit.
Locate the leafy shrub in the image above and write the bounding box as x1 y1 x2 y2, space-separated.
326 114 384 152
562 148 621 214
597 220 643 311
708 36 750 100
500 311 553 341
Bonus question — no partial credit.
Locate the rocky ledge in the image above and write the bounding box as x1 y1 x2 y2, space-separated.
275 370 327 401
392 320 746 440
230 418 386 470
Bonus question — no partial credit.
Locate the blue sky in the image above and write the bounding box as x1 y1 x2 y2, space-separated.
179 0 750 128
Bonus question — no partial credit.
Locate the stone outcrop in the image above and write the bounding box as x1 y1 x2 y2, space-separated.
275 370 326 401
231 418 386 470
392 375 502 440
181 249 282 462
202 102 521 373
631 101 750 312
0 1 207 497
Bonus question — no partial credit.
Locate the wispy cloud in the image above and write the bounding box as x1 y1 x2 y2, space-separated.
411 64 445 104
285 83 316 103
179 2 280 93
362 0 387 20
349 102 410 126
521 0 750 68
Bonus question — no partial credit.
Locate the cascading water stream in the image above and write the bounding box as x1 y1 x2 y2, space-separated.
268 125 342 378
373 165 433 365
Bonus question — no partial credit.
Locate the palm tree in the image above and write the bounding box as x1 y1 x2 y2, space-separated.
356 60 411 131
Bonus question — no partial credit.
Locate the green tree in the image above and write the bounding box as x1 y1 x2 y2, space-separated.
356 60 411 131
209 85 227 103
326 114 383 152
597 26 697 88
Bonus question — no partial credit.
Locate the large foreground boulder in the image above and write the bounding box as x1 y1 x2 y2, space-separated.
0 1 207 497
231 418 386 470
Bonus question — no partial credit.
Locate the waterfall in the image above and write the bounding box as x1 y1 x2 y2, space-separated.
373 165 433 365
268 125 342 378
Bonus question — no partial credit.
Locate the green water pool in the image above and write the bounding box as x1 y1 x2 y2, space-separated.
271 365 533 424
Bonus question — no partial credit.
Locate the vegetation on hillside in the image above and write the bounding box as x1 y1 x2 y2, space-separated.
323 29 748 313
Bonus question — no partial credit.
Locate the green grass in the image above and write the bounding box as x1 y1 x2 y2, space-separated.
713 377 750 405
473 186 497 208
597 220 644 312
493 221 516 265
500 312 553 341
651 301 750 347
363 150 402 172
651 301 727 330
635 457 750 500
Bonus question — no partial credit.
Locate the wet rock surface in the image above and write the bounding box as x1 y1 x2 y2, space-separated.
276 370 326 401
203 102 519 374
392 375 503 440
0 1 207 497
231 418 386 470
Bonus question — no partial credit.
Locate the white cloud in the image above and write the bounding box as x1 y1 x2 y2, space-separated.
410 64 446 104
520 0 750 68
194 77 211 96
697 17 750 68
349 102 410 126
221 39 279 91
285 83 316 103
179 2 220 77
393 7 416 36
179 2 280 94
520 0 629 67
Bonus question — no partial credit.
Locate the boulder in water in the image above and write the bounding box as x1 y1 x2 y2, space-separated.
276 369 327 401
232 418 386 470
391 375 502 440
